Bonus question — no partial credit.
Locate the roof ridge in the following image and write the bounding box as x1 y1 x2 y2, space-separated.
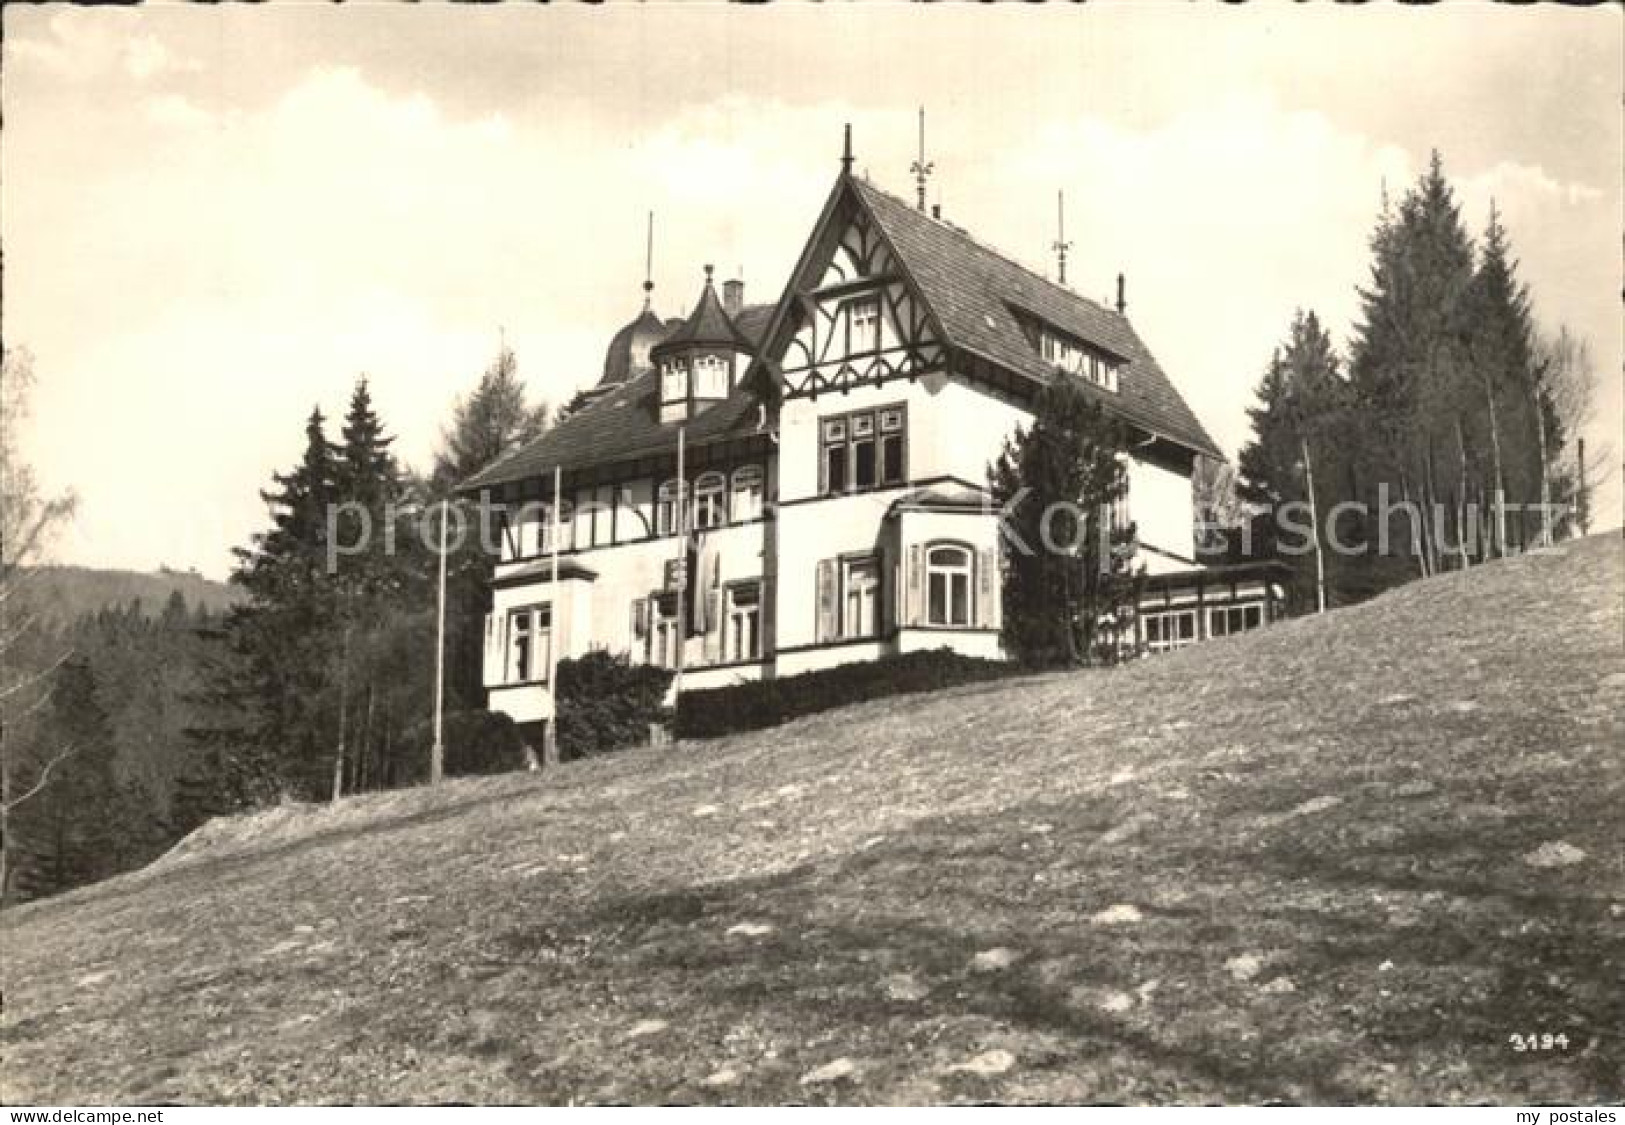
854 177 1126 326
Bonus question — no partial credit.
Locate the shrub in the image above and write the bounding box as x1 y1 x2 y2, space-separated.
555 650 674 761
401 709 529 779
674 648 1017 740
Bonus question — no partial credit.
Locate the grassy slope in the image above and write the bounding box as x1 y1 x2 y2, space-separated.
3 537 1620 1105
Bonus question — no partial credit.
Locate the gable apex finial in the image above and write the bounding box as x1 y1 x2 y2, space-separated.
841 123 853 175
1052 190 1073 288
910 106 935 213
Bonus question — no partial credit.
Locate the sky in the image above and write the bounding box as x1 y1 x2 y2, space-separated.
4 3 1620 579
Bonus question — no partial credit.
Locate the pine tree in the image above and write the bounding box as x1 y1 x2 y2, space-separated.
429 346 551 712
1348 151 1479 582
221 406 342 800
989 377 1139 667
430 347 549 492
6 659 135 900
1237 310 1353 607
1467 206 1551 551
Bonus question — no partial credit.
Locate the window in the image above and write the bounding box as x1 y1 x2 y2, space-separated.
661 358 689 404
726 582 762 662
924 544 974 627
536 501 574 555
820 404 907 494
1039 327 1119 392
842 556 880 639
1209 602 1265 638
693 471 726 530
656 479 689 537
694 354 728 399
505 603 552 683
731 465 764 523
846 296 881 355
1142 608 1197 654
651 594 680 670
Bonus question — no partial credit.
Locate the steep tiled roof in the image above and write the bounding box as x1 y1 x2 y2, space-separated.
457 302 780 494
653 276 757 357
851 179 1221 458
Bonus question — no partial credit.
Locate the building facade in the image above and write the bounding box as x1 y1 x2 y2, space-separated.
459 157 1286 744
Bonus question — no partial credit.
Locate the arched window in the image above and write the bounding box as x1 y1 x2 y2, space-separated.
655 479 688 537
730 465 764 523
926 543 973 627
693 471 726 530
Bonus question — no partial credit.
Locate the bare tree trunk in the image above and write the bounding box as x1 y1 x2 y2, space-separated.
1400 470 1428 579
1482 371 1508 558
332 627 351 805
1422 434 1442 575
1300 436 1327 613
1453 418 1472 568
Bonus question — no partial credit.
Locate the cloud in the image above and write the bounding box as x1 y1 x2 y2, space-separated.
9 11 199 83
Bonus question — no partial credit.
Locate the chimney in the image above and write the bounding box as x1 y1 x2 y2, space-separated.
723 277 744 317
1115 273 1126 315
931 203 941 220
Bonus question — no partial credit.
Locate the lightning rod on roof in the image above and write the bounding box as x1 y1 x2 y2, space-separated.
910 106 935 212
1053 190 1073 287
841 123 853 175
643 211 656 309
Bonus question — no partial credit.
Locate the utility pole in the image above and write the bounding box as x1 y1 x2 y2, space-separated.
430 499 448 784
1053 190 1072 287
543 465 562 768
672 427 686 704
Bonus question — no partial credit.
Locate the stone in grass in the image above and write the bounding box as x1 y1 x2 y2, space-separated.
1259 976 1296 995
883 973 931 1002
945 1049 1016 1078
692 805 720 818
726 921 775 937
1097 990 1135 1014
1090 903 1144 926
701 1067 741 1088
1393 779 1438 799
625 1019 669 1040
1225 954 1264 982
1523 841 1586 869
799 1058 858 1085
970 947 1021 972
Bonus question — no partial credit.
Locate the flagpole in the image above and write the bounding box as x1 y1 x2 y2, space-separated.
430 498 448 785
673 427 686 703
544 464 563 768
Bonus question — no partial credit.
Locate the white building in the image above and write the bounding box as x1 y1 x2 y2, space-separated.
459 149 1287 746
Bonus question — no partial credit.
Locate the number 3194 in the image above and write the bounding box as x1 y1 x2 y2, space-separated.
1510 1032 1569 1052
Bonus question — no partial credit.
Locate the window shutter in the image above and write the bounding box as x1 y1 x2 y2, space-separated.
483 612 502 685
906 544 924 627
978 546 999 630
761 576 776 656
703 590 723 663
815 559 836 642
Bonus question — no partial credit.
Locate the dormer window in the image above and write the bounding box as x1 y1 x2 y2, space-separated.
661 358 689 404
694 354 728 399
1038 326 1119 392
846 296 881 355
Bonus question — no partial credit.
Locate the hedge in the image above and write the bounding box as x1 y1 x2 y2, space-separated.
673 648 1018 740
555 650 674 761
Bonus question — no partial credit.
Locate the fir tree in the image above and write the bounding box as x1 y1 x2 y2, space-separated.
989 376 1139 667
